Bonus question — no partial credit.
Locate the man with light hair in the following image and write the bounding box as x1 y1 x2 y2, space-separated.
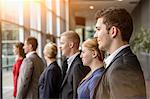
59 31 90 99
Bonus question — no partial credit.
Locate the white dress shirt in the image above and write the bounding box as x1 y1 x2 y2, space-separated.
26 51 36 58
67 52 80 72
104 44 130 68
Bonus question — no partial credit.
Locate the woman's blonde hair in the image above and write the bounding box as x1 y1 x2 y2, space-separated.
43 42 57 59
82 38 105 61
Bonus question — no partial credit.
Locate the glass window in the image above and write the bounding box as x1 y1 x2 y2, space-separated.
56 0 60 16
55 0 61 65
1 22 24 98
30 30 42 57
46 0 52 10
30 1 41 31
46 0 53 34
56 17 60 36
46 11 52 34
56 0 60 35
1 0 23 25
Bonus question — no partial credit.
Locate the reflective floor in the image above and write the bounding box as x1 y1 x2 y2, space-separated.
3 70 13 99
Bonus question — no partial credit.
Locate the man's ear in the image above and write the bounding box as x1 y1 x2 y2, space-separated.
110 26 118 38
69 42 74 48
29 44 33 50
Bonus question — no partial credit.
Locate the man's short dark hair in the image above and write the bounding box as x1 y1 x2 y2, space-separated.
26 37 38 51
95 7 133 42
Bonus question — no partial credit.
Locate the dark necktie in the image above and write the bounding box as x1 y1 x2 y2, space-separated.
62 58 68 79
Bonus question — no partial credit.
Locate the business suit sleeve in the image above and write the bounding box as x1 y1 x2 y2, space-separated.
73 64 88 99
109 63 145 99
42 70 56 98
16 58 33 99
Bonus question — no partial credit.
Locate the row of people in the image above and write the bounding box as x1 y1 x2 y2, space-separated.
14 37 45 99
12 6 146 99
12 32 104 99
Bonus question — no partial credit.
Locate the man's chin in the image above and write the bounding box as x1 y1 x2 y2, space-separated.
98 46 103 50
98 46 105 51
62 53 67 57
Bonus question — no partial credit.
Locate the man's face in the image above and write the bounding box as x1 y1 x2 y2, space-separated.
94 18 112 52
60 36 70 57
23 41 30 54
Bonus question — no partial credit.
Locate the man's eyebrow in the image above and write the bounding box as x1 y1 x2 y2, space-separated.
96 26 101 27
96 26 100 29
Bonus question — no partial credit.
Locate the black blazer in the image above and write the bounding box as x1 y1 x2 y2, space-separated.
93 47 146 99
59 54 90 99
38 61 62 99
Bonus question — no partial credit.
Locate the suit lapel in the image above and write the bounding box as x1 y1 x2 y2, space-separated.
92 47 131 98
106 46 131 69
61 54 80 88
61 72 69 87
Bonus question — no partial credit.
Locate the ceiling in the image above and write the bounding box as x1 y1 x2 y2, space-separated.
71 0 141 26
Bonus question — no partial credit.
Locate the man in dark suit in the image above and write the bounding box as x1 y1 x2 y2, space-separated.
93 7 146 99
61 57 68 79
16 37 45 99
59 31 90 99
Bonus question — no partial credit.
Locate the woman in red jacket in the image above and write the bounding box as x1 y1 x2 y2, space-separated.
12 42 25 98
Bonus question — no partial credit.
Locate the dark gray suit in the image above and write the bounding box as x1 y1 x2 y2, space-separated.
59 54 90 99
16 53 45 99
93 47 146 99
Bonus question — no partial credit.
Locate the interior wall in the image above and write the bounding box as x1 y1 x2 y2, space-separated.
132 0 150 32
131 0 150 98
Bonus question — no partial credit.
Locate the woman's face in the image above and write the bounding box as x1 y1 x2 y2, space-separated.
80 46 93 67
13 46 19 55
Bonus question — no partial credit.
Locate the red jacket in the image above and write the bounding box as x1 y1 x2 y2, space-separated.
13 58 23 97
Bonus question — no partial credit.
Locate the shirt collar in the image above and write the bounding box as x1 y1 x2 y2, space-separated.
67 52 80 72
104 44 129 68
26 51 36 58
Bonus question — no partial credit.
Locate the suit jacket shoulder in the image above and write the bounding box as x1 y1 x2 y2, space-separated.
39 61 62 99
60 54 90 99
93 47 146 99
17 53 45 99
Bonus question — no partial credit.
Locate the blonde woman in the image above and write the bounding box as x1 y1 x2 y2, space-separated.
77 38 105 99
38 42 62 99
